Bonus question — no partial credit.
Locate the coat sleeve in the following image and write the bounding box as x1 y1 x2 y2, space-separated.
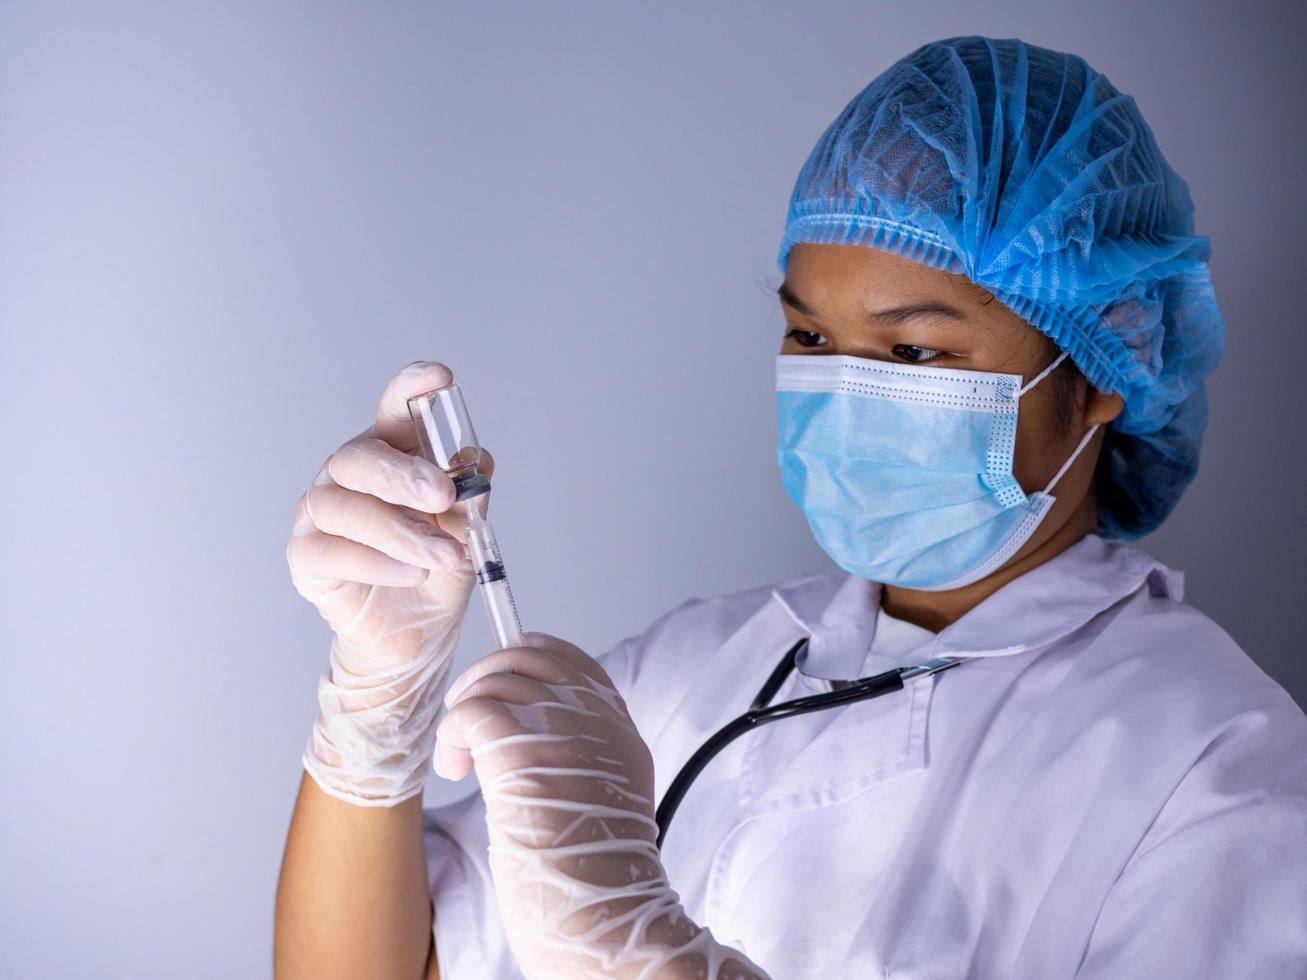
1075 697 1307 980
419 596 705 979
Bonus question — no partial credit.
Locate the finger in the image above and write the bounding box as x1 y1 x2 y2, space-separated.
435 689 592 778
287 526 429 589
288 494 431 587
443 646 583 709
445 670 586 713
327 436 457 514
519 632 620 693
373 360 455 452
305 480 465 570
433 739 473 781
434 696 525 780
441 674 602 783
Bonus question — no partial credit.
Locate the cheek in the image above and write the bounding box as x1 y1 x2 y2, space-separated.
1011 425 1044 490
1011 397 1070 490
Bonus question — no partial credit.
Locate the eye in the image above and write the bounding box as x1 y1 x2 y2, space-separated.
784 328 828 349
892 343 945 364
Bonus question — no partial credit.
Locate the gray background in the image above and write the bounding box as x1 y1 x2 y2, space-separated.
2 2 1303 977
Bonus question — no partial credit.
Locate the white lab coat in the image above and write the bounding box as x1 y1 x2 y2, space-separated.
423 535 1307 978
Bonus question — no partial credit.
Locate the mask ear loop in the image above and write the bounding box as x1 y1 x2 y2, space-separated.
1042 422 1101 495
1016 349 1070 398
1015 349 1101 495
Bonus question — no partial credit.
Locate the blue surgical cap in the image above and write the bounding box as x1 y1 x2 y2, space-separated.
776 35 1225 539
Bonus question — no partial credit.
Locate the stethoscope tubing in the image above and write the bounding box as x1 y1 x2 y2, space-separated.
654 636 964 849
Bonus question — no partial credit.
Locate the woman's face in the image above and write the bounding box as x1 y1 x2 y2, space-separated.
776 242 1123 580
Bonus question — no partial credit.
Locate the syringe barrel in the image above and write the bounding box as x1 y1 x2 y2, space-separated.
466 519 523 649
479 578 523 650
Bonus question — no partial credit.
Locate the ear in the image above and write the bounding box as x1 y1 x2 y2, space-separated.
1085 387 1125 428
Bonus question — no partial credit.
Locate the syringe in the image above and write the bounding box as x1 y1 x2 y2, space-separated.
460 492 522 649
407 381 524 650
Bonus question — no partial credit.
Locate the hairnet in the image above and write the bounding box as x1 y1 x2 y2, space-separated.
776 35 1225 539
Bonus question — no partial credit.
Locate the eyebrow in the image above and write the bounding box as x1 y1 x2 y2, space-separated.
776 281 967 326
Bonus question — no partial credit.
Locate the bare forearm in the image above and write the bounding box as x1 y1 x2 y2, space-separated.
274 771 435 980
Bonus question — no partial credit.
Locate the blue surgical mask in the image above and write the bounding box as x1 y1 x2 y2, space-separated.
775 351 1100 590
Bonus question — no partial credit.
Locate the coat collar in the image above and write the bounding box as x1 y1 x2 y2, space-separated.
734 534 1182 818
771 534 1181 672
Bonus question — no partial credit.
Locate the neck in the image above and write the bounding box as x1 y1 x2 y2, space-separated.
879 492 1099 633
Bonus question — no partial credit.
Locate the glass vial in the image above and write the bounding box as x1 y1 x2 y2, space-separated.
407 383 492 500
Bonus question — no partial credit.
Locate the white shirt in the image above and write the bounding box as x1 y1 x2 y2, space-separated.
786 570 936 688
423 535 1307 978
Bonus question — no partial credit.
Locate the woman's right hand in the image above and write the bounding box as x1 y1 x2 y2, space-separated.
287 360 493 805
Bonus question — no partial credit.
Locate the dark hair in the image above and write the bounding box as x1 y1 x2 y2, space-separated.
1046 336 1083 438
963 280 1082 436
1041 332 1112 522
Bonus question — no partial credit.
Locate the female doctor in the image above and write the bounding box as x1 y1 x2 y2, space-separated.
274 36 1307 980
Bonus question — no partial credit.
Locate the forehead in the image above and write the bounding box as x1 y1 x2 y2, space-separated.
781 243 1047 355
783 243 983 305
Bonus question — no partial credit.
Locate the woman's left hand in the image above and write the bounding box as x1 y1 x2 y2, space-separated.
435 631 770 980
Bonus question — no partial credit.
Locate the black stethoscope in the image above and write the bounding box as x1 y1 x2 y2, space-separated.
654 635 965 849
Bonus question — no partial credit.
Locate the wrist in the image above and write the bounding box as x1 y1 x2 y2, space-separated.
301 743 427 807
302 616 464 806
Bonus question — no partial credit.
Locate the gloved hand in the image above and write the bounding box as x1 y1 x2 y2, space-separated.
287 360 491 806
435 632 772 980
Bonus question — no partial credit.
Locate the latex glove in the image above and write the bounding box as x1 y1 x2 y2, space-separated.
436 632 772 980
287 360 490 806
